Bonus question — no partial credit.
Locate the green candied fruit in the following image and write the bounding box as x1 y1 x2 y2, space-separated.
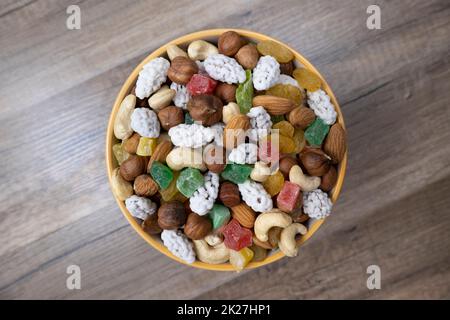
150 161 174 190
236 70 253 114
184 112 194 124
208 204 230 230
176 168 204 197
113 143 129 165
221 163 253 184
304 118 329 146
271 115 285 124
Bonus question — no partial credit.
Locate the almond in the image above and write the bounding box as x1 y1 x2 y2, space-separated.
287 106 316 129
252 95 295 115
147 140 173 172
223 114 250 149
324 123 346 163
231 203 256 228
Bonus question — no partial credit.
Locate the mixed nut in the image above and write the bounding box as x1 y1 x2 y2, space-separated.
111 30 347 271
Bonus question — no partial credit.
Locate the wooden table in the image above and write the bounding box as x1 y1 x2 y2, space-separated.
1 0 449 299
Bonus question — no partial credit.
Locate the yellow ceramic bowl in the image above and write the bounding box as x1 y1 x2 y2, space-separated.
106 29 347 271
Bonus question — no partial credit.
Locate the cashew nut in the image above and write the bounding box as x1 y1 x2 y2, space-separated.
187 40 218 61
193 239 230 264
279 223 307 257
289 165 321 192
166 147 206 171
254 209 292 242
110 168 133 201
204 233 223 246
166 44 188 61
148 85 176 111
114 94 135 140
250 161 271 182
222 102 240 124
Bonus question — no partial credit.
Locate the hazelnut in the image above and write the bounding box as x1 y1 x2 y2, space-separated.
299 149 331 176
215 83 237 103
219 182 240 208
320 166 337 192
122 133 140 154
288 106 316 129
157 105 184 130
268 227 283 248
280 61 294 76
184 213 212 240
279 156 297 178
142 213 162 235
167 56 198 84
120 155 147 181
134 174 158 197
235 44 259 69
187 94 223 126
157 201 186 230
218 31 245 56
203 144 226 173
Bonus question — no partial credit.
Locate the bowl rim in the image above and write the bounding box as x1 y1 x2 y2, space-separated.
106 28 347 271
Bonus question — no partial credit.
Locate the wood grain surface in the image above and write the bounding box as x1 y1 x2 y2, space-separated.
0 0 449 299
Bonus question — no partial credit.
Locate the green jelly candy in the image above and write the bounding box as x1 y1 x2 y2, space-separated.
236 70 253 114
305 118 329 146
208 204 230 230
221 163 252 184
185 112 194 124
176 168 204 197
150 161 174 190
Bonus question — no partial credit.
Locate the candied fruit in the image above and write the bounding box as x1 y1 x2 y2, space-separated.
277 181 302 213
208 204 231 230
222 219 253 251
136 137 157 156
150 161 174 190
236 70 253 114
187 74 217 96
304 118 329 146
176 168 204 197
230 247 254 271
221 163 252 184
113 143 129 165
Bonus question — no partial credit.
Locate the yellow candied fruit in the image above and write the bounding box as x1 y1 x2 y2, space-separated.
292 68 322 92
256 40 294 63
137 137 157 156
263 170 285 196
159 171 182 201
230 247 254 271
293 128 306 153
112 143 129 165
272 121 295 138
266 84 304 106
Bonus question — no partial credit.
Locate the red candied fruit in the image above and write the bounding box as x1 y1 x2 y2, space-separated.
187 74 218 96
258 138 280 164
277 181 302 213
222 219 253 251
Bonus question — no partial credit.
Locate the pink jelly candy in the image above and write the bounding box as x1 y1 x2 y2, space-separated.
277 181 302 213
187 74 218 96
222 219 253 251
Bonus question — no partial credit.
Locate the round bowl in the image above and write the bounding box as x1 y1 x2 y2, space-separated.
106 29 347 271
